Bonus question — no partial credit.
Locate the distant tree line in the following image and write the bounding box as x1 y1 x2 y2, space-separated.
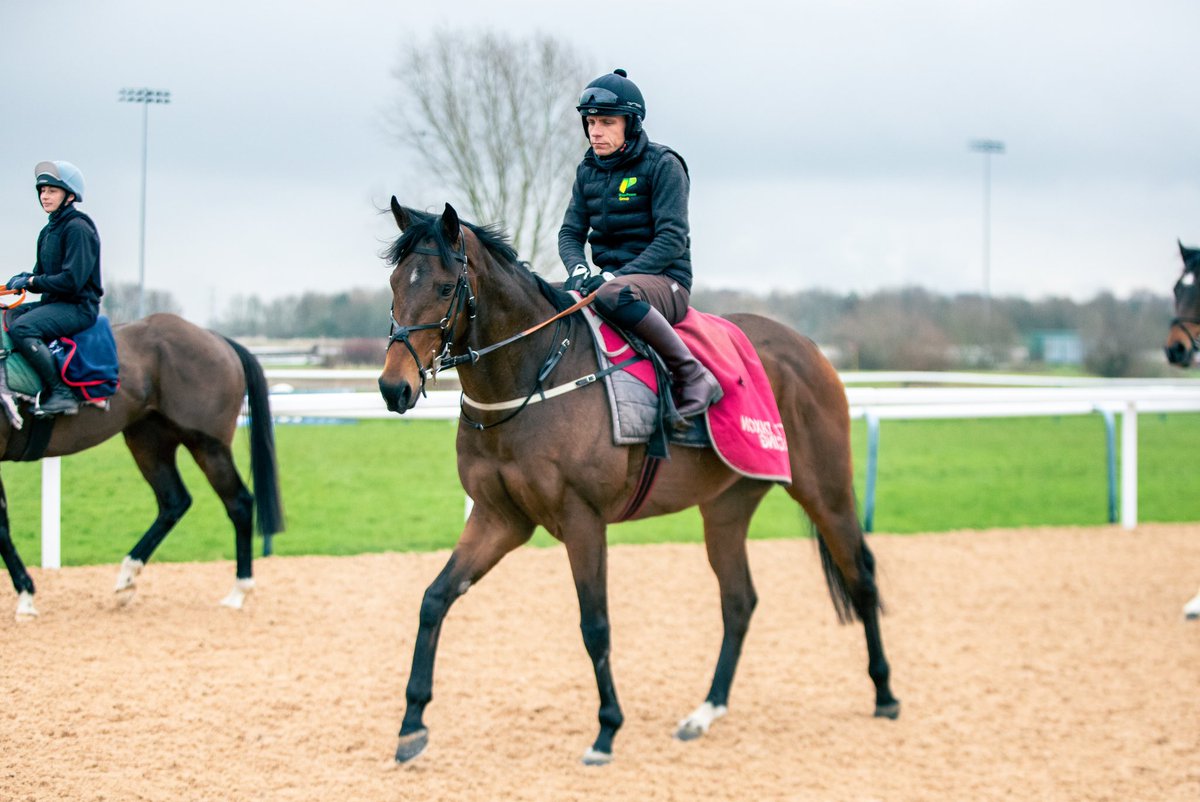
689 286 1174 377
201 284 1176 377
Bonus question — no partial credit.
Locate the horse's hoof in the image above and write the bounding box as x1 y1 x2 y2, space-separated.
114 587 137 607
581 747 613 766
874 700 901 720
114 557 144 605
394 729 429 764
219 578 255 610
15 591 38 621
674 701 727 741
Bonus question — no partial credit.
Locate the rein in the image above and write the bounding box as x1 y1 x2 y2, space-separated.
0 288 28 310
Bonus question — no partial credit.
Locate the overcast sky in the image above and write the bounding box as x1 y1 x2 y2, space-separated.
2 1 1198 324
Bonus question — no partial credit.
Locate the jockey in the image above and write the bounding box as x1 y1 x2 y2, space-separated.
559 69 721 419
5 161 104 416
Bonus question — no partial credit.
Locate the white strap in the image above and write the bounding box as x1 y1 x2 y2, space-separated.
460 372 598 411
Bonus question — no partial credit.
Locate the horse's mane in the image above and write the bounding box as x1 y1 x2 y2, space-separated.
385 207 519 269
385 206 575 311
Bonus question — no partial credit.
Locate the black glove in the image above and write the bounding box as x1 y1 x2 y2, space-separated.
5 273 32 291
581 270 615 295
563 264 590 293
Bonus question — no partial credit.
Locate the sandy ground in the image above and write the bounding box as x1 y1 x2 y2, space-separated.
2 524 1198 802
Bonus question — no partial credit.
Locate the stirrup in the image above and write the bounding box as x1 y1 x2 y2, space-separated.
34 387 79 417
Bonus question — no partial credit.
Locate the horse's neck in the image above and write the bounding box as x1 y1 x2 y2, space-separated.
455 267 590 404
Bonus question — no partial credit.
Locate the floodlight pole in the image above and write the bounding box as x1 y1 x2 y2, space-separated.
969 138 1004 325
118 87 171 320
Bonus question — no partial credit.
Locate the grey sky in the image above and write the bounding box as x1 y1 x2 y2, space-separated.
2 1 1197 324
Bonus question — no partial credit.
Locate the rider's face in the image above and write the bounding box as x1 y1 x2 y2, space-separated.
587 115 627 157
39 186 68 213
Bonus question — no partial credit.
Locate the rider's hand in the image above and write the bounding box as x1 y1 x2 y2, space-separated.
5 273 32 292
563 264 590 293
581 271 615 295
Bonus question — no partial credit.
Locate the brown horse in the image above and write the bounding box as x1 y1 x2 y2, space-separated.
377 200 898 765
1166 240 1200 367
0 313 284 620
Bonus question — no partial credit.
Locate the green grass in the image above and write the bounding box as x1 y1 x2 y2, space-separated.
7 414 1199 567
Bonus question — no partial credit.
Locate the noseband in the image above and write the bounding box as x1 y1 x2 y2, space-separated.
1170 315 1200 352
386 233 477 398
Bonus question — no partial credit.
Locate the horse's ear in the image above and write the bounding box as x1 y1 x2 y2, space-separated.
1180 239 1190 260
441 203 460 245
390 196 412 232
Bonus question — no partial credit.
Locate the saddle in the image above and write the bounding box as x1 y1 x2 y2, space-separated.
581 306 793 485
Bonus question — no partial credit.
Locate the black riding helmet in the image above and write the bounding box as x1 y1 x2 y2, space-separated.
576 68 645 139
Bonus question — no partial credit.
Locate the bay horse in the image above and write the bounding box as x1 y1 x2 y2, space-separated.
1163 241 1200 619
1165 240 1200 367
377 200 898 765
0 312 284 620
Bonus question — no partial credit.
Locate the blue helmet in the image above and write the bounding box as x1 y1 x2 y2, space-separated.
576 69 646 138
35 161 86 203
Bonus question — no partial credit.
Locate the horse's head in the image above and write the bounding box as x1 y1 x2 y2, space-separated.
378 199 483 413
1165 240 1200 367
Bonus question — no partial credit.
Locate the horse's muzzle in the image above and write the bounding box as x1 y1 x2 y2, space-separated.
1165 341 1193 367
379 377 415 413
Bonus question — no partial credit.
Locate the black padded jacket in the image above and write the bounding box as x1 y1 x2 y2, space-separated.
558 132 693 291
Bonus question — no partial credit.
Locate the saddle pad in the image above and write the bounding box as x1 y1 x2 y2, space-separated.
51 315 120 401
676 310 791 484
582 304 792 484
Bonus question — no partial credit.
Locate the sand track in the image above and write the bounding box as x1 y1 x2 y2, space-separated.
3 524 1198 801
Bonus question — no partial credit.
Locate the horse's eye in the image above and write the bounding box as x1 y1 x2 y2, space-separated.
438 283 455 298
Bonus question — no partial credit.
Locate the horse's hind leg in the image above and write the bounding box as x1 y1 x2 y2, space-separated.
786 476 900 719
676 480 769 741
184 433 254 609
116 419 193 603
0 475 38 620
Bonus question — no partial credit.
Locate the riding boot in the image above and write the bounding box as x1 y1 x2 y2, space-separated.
630 308 723 419
15 337 78 417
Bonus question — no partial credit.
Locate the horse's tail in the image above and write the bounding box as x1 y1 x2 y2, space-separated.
813 521 883 625
224 336 286 536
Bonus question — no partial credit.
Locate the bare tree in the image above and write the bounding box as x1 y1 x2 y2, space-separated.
100 282 182 324
390 30 592 273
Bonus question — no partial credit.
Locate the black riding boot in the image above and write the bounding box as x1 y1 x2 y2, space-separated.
630 308 722 419
14 338 78 417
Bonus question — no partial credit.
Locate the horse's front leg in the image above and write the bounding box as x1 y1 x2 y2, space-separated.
563 517 623 765
0 473 37 620
395 509 533 764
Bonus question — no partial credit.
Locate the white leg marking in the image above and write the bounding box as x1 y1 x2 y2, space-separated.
1184 588 1200 620
114 556 145 605
675 701 728 741
220 578 256 610
15 590 38 621
581 747 612 766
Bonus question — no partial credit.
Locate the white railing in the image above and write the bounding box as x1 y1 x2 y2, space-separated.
34 373 1200 568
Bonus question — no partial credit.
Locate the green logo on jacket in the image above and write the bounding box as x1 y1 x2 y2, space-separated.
617 176 638 201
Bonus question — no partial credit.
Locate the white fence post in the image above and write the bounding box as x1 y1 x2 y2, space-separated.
41 457 61 569
1120 402 1138 530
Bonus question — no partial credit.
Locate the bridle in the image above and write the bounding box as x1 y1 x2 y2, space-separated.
385 230 598 426
386 233 477 398
1169 316 1200 352
1170 268 1200 354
